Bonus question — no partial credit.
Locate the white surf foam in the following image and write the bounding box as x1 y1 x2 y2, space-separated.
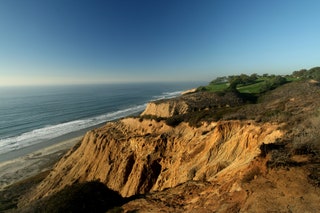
0 90 182 155
152 91 182 101
0 104 146 155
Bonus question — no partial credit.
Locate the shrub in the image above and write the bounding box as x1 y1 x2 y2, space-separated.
165 115 184 127
267 149 292 168
197 86 208 92
259 76 287 93
308 166 320 187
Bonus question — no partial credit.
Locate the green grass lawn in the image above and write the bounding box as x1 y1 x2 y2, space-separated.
203 79 265 94
202 76 296 94
237 81 265 93
286 76 300 82
204 82 228 92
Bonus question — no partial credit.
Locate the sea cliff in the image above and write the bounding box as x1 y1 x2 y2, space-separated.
18 81 320 212
25 118 282 200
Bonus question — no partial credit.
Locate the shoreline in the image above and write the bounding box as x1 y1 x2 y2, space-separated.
0 112 142 191
0 136 82 191
0 112 141 192
0 110 143 163
0 121 108 163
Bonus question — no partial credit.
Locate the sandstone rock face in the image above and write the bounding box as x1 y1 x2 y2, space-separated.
141 91 244 118
181 88 197 95
26 118 283 203
141 100 189 117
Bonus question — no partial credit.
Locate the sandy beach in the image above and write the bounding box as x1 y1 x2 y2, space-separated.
0 136 82 191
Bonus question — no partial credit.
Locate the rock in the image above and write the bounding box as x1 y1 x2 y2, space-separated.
141 91 244 118
22 118 283 205
181 88 197 95
141 100 189 117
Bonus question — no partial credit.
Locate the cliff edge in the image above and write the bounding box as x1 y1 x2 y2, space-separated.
141 91 244 118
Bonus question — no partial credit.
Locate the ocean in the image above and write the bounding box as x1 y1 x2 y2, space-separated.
0 82 201 162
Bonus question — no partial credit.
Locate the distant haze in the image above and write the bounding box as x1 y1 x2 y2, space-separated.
0 0 319 86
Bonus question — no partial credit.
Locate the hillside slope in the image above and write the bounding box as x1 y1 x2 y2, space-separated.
19 81 320 212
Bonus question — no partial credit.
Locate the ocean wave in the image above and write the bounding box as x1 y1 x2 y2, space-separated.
152 91 182 101
0 90 181 155
0 104 146 155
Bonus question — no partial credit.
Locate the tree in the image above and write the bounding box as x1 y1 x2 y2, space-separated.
227 76 242 92
292 69 307 78
308 67 320 80
271 76 287 86
259 75 287 93
210 76 228 84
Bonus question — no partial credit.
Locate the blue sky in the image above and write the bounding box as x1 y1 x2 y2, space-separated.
0 0 319 85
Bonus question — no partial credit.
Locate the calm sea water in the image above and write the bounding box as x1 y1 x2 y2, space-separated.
0 82 201 157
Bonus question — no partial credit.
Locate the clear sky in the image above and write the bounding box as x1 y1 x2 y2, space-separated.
0 0 319 86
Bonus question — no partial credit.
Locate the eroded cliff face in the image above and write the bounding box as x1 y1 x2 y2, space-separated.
141 91 244 117
141 101 189 117
20 81 320 212
25 117 283 203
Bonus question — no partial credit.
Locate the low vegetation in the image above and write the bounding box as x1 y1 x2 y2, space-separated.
292 66 320 80
197 73 290 94
198 67 320 95
140 67 320 128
